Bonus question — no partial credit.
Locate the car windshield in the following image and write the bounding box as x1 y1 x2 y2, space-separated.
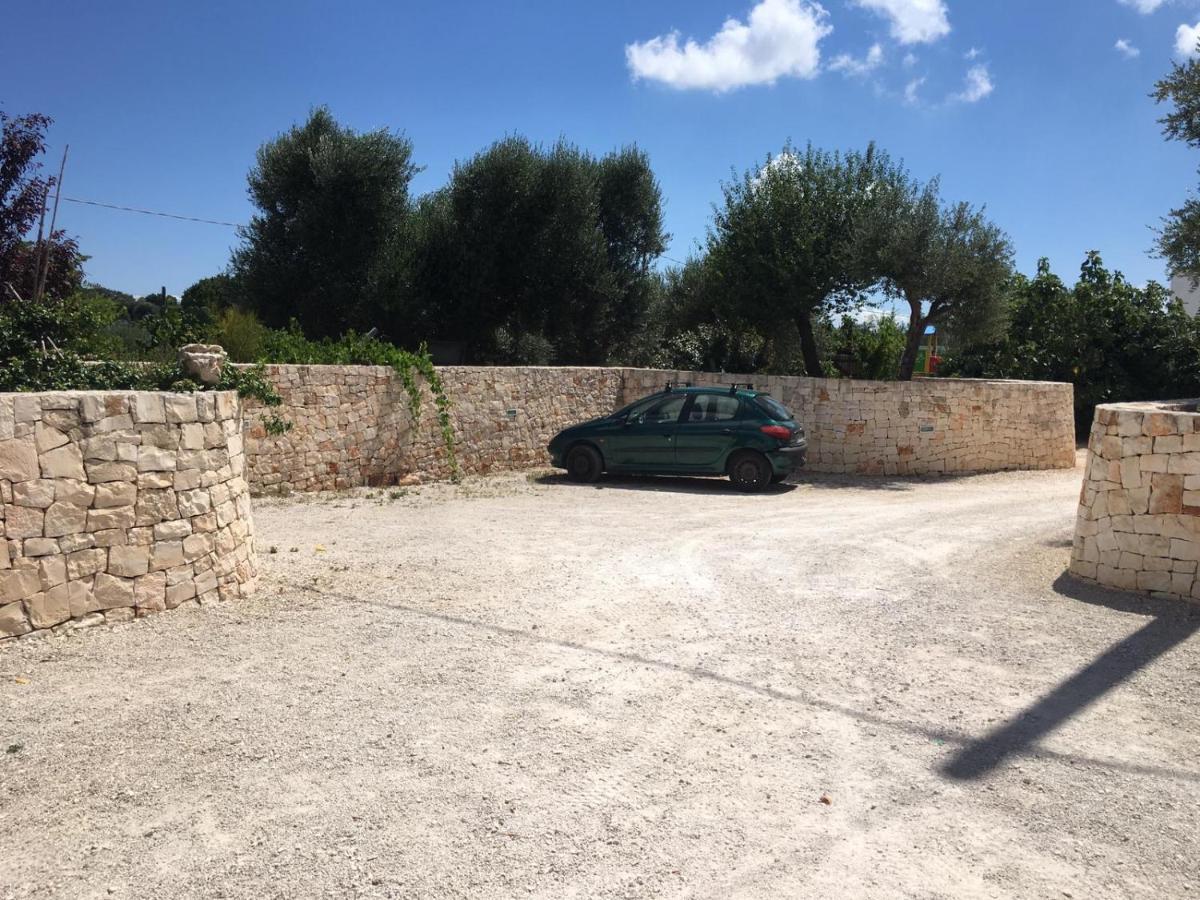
754 395 793 421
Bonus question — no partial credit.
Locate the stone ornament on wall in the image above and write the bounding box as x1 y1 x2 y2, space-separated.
0 390 257 642
1070 400 1200 603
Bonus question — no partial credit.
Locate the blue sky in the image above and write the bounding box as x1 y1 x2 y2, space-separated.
5 0 1200 297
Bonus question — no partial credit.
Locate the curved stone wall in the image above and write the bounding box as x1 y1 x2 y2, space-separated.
1070 400 1200 602
0 390 256 642
242 365 1076 492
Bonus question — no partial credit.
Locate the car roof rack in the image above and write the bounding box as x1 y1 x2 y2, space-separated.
729 382 755 393
663 381 692 391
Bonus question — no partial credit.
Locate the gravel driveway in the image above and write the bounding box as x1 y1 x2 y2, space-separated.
2 460 1199 899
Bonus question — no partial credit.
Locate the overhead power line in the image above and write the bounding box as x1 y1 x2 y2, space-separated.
49 194 244 228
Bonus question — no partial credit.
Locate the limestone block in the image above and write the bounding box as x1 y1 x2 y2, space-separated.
93 572 135 609
34 422 69 454
5 505 44 539
180 423 205 451
93 482 136 509
1150 474 1185 515
58 532 95 553
150 540 185 571
39 444 85 480
137 446 177 472
0 600 30 637
66 578 96 618
173 469 202 491
13 480 55 509
0 562 41 604
85 461 137 483
55 479 94 507
108 545 151 577
91 529 126 548
138 471 173 490
0 439 39 483
37 556 66 590
23 538 58 557
134 572 166 611
164 395 198 423
165 579 197 609
135 489 178 525
132 393 166 424
183 532 213 560
27 584 71 629
153 520 191 541
44 502 88 537
104 607 135 625
177 489 211 517
87 506 135 532
178 345 227 386
66 548 108 580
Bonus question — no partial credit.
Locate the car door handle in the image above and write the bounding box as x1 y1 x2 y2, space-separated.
720 428 733 434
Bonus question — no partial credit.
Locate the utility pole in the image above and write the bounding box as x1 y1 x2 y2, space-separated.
33 144 69 302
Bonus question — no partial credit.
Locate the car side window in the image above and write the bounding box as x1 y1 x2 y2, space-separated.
685 394 742 423
640 395 687 425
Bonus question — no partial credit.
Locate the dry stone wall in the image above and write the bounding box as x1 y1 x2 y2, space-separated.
1070 401 1200 603
0 391 256 642
623 369 1077 476
244 365 1075 492
243 365 624 489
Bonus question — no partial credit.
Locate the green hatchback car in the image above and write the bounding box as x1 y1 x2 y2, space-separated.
548 383 807 492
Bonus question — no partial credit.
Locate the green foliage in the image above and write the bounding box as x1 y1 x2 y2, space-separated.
945 253 1200 433
182 274 241 318
233 107 418 337
827 315 909 381
0 294 284 421
1154 56 1200 276
400 136 666 365
211 306 268 362
259 324 457 477
706 143 893 376
865 168 1013 380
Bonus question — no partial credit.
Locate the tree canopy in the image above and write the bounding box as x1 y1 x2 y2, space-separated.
1154 55 1200 277
233 107 419 337
406 137 666 364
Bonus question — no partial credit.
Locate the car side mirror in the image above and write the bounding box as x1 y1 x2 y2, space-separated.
625 414 642 427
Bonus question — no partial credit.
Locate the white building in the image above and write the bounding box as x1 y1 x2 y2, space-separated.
1170 274 1200 315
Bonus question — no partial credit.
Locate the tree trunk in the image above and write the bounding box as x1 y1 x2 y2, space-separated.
796 312 823 377
897 304 926 381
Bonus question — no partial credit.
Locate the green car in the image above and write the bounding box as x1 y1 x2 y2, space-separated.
548 383 807 492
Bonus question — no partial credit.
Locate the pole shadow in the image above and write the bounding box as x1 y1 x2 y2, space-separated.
941 573 1200 781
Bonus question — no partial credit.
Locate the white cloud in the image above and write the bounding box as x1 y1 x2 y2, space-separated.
964 46 981 60
902 52 918 68
830 42 884 76
1177 21 1200 57
904 76 925 105
951 64 994 102
1115 38 1141 58
1119 0 1167 13
625 0 833 92
851 0 950 45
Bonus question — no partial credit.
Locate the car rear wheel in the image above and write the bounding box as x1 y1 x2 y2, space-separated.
728 451 771 493
566 444 603 483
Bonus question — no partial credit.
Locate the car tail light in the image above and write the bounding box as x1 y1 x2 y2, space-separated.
760 425 791 440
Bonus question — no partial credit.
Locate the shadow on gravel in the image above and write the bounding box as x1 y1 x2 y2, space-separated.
942 573 1200 781
532 473 797 496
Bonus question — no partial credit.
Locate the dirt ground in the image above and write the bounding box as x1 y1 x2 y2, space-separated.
2 459 1199 899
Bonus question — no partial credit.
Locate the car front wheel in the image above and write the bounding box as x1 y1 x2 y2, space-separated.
566 444 603 483
728 451 771 493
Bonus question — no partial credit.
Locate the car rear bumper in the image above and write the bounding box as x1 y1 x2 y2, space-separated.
767 441 808 474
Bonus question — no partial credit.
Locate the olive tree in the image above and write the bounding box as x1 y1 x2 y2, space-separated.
705 143 890 376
